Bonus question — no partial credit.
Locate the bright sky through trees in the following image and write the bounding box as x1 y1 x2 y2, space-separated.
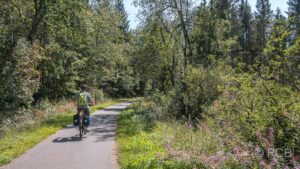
124 0 289 29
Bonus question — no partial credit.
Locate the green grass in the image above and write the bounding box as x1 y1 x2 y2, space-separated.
0 114 72 165
116 105 203 169
118 100 290 169
0 99 128 167
117 108 166 169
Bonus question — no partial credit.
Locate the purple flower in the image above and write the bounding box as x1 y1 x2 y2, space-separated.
220 156 227 161
270 157 278 166
232 146 240 154
210 155 219 162
259 160 266 167
165 144 172 149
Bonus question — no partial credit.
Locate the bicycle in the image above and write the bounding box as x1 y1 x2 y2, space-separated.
78 110 88 140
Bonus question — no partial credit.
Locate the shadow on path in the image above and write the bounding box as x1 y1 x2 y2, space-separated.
90 113 119 142
52 108 124 143
53 136 82 143
102 108 125 112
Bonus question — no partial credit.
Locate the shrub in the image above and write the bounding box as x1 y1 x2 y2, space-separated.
204 72 300 167
167 66 222 121
136 64 300 168
0 38 41 112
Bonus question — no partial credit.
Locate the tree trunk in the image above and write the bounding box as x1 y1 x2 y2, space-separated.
27 0 47 43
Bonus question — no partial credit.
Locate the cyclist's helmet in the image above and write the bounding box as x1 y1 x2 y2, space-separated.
80 85 87 91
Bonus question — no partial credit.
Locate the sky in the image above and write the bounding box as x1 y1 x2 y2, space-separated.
124 0 289 30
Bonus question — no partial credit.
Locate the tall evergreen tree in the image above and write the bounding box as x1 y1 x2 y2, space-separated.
114 0 130 39
240 0 252 52
287 0 300 41
262 9 298 88
213 0 230 20
255 0 273 52
228 0 242 37
239 0 256 64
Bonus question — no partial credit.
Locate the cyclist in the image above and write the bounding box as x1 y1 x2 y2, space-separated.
77 85 95 131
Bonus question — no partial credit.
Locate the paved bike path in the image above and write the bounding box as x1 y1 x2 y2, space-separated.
1 102 131 169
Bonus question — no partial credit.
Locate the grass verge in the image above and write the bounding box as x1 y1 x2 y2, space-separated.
117 99 300 168
0 99 128 167
117 103 204 169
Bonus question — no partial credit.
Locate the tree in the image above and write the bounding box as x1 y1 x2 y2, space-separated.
240 0 252 52
134 0 195 67
27 0 48 43
192 2 240 66
211 0 232 20
114 0 130 40
255 0 273 52
261 9 292 85
0 39 41 111
286 37 300 90
287 0 300 42
191 5 218 64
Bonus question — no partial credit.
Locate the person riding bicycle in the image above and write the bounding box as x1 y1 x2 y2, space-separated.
77 85 95 130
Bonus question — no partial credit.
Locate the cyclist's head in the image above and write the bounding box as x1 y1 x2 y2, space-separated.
80 85 87 91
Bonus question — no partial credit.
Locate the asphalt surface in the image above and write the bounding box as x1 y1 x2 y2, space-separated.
1 102 132 169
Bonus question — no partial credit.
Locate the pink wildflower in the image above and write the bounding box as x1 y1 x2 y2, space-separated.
210 155 219 162
270 157 278 166
232 146 240 154
165 144 172 149
259 160 266 167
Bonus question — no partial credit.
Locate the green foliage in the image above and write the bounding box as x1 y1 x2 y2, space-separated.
0 0 137 117
119 65 299 168
157 66 222 120
202 71 300 167
1 0 300 168
287 0 300 38
0 39 41 111
255 0 273 51
191 5 240 65
209 72 299 150
286 37 300 88
117 103 205 169
258 12 290 80
258 12 300 90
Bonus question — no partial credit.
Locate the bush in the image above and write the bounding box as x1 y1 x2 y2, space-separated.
167 66 222 120
35 99 56 119
204 72 300 167
0 38 41 112
134 64 300 168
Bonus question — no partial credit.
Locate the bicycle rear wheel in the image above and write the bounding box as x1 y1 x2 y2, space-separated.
79 125 83 139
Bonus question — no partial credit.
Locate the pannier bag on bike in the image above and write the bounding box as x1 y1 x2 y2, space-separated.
83 114 90 126
73 114 79 126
